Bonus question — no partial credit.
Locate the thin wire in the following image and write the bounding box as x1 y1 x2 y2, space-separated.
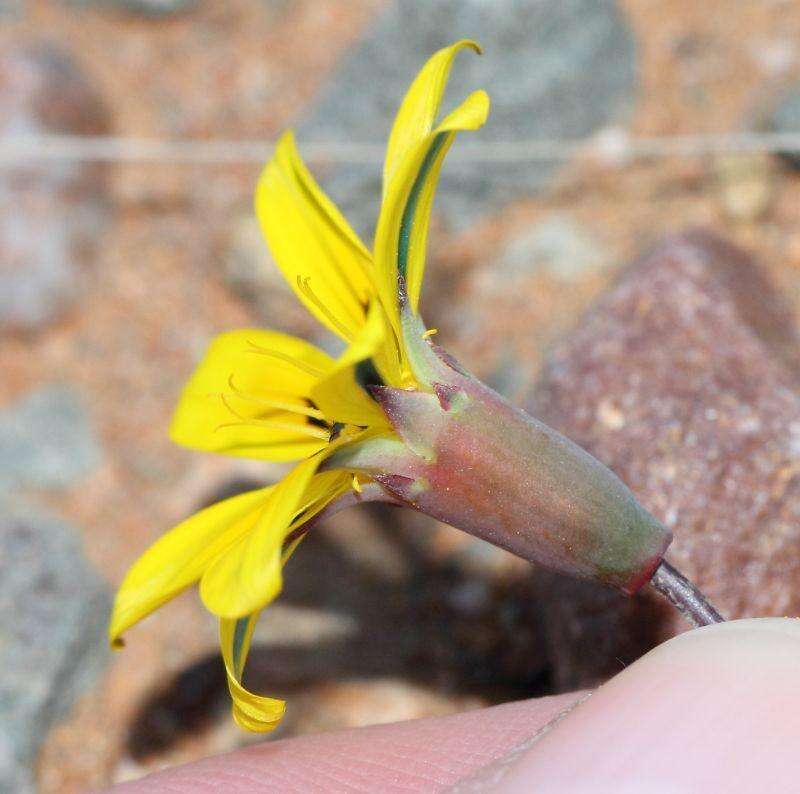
2 131 800 166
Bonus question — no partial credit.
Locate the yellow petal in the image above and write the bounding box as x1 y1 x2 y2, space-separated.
220 612 286 732
169 329 334 462
435 88 491 134
219 469 358 732
200 455 330 618
403 90 490 307
255 131 375 342
383 40 481 193
109 485 273 647
310 300 393 426
375 42 489 335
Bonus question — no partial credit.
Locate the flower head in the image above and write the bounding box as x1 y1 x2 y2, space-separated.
110 41 671 732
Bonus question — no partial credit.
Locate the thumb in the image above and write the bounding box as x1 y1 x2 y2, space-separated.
467 618 800 793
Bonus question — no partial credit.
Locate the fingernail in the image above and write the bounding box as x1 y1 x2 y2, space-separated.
471 618 800 793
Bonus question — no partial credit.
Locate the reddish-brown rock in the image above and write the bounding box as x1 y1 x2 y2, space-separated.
527 229 800 690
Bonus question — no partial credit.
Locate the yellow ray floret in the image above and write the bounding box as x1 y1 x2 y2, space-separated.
169 329 335 462
199 455 355 619
109 485 274 647
199 455 321 618
310 300 394 426
255 131 374 342
375 40 489 332
112 40 491 735
220 612 286 732
218 468 352 731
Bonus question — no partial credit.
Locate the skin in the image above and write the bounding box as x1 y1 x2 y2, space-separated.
108 618 800 793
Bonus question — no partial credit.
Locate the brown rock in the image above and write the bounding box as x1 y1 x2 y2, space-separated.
527 229 800 690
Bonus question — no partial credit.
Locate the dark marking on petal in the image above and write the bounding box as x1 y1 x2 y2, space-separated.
355 358 385 392
231 617 250 673
282 522 311 551
397 132 448 282
328 422 344 442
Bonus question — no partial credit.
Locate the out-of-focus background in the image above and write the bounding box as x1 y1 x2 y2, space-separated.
4 0 800 790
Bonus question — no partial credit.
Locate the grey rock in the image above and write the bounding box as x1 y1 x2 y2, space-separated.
299 0 635 237
483 350 530 402
0 0 24 20
102 0 195 16
222 215 283 302
0 385 102 494
0 499 110 794
495 214 608 281
770 80 800 168
0 43 110 333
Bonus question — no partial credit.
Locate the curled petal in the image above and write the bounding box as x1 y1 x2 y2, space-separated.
220 613 285 732
217 478 403 733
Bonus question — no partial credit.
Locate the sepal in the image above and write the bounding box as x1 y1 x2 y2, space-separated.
367 386 444 461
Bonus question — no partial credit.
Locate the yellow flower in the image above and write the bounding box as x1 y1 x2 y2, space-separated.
110 41 492 732
111 40 674 734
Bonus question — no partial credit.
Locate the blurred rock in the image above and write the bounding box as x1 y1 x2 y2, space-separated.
102 0 195 16
527 229 800 690
483 351 530 403
770 78 800 168
485 214 608 286
0 499 110 793
284 679 483 736
300 0 635 236
714 153 774 221
440 214 613 401
0 385 102 494
221 214 316 336
0 0 24 20
0 43 110 333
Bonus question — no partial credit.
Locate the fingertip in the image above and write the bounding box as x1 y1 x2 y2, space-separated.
108 693 582 793
479 618 800 793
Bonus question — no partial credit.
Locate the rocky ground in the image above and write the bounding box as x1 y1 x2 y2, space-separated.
3 0 800 790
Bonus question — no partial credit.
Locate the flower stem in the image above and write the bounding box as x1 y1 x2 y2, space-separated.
649 559 724 628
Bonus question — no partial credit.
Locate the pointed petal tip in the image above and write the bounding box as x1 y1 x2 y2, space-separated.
108 601 132 651
452 38 482 56
278 127 296 146
436 89 491 133
108 607 129 649
271 128 303 166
